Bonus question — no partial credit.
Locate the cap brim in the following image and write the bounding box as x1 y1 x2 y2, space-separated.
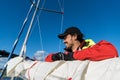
58 33 68 39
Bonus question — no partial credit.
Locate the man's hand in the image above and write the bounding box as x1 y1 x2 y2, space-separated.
52 52 65 61
52 52 75 61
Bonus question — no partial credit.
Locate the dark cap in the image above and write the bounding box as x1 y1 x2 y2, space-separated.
58 27 84 39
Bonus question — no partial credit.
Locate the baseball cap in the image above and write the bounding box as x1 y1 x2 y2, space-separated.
58 27 83 39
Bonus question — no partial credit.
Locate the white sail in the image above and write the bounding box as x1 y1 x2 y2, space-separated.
6 57 120 80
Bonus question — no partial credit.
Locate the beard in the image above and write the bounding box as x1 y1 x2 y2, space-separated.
64 45 72 52
64 38 74 52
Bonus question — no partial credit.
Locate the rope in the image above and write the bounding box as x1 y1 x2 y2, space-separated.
36 0 46 51
31 0 64 52
58 0 64 12
29 0 64 57
27 0 46 61
58 0 64 52
27 61 38 80
29 0 46 51
58 14 64 52
30 0 63 14
37 16 44 51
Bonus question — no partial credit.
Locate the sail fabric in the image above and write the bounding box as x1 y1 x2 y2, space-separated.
85 57 120 80
6 57 120 80
31 60 89 80
6 57 24 76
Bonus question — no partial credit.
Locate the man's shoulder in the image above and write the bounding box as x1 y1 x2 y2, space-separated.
97 40 111 44
82 39 95 49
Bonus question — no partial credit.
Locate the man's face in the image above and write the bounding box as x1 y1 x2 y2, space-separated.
63 34 76 49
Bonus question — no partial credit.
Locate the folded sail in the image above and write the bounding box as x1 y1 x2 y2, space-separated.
6 57 120 80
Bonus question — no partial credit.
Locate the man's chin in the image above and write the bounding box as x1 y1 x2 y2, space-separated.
64 47 72 52
66 46 72 50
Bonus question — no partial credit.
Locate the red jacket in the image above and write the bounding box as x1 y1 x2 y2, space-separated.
45 40 118 62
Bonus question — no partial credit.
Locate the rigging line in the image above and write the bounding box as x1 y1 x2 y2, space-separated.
58 0 64 12
35 0 46 50
35 0 46 61
58 0 64 33
38 8 64 14
37 15 44 51
30 0 64 52
29 0 46 50
37 15 45 61
58 12 64 52
39 0 64 14
30 0 63 14
29 0 46 27
19 0 41 57
58 0 64 52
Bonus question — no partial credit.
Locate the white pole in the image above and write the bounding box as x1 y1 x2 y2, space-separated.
19 0 41 57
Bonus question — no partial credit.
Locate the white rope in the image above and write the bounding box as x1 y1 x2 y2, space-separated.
29 0 64 52
27 0 46 61
27 0 46 51
58 0 64 12
37 16 43 50
32 0 64 52
36 0 46 51
31 0 46 51
58 14 64 52
58 0 64 52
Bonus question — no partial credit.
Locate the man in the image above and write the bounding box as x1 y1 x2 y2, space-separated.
45 26 118 62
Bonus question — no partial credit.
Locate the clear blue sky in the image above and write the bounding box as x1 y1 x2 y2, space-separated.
0 0 120 59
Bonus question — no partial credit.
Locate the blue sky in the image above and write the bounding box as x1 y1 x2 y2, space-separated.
0 0 120 60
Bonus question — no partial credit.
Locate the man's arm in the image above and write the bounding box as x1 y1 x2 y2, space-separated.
73 40 119 61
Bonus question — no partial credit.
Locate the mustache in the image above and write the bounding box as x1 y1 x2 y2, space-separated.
64 42 68 44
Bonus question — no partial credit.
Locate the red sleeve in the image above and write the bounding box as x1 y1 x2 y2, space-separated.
73 40 119 61
45 54 54 62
